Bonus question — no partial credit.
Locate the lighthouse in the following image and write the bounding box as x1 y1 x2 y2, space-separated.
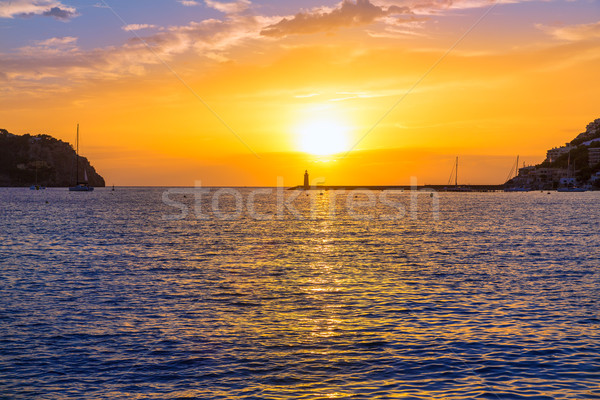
303 170 309 190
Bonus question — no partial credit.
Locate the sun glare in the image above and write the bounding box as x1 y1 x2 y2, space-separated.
297 117 350 156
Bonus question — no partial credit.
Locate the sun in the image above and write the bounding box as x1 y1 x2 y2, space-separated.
297 117 350 156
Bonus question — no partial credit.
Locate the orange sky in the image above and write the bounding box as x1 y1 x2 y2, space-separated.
1 0 599 186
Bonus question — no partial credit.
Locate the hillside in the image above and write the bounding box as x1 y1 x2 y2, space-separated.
506 118 600 190
570 119 600 146
0 129 105 187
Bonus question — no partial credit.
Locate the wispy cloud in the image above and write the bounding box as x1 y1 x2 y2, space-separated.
122 23 157 31
0 0 77 20
378 0 528 14
0 0 559 96
178 0 199 6
35 36 77 46
1 11 276 90
261 0 411 37
17 36 79 55
537 20 600 42
205 0 251 14
259 0 540 38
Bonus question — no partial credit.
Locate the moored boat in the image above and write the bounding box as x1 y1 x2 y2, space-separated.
557 187 586 192
69 124 94 192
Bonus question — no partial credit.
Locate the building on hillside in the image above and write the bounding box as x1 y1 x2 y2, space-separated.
589 148 600 167
546 144 573 162
513 166 568 189
582 137 600 146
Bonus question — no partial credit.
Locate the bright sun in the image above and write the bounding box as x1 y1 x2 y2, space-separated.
297 117 350 156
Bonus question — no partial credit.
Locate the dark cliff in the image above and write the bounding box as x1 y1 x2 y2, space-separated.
0 129 105 187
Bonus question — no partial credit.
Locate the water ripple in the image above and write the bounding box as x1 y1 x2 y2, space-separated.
0 188 599 399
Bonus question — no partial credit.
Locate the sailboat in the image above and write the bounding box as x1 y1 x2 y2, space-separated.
504 155 529 192
29 161 46 190
444 156 473 192
69 124 94 192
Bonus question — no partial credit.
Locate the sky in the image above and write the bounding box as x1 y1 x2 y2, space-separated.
1 0 599 186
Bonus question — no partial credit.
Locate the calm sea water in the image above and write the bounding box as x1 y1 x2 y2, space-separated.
1 187 599 399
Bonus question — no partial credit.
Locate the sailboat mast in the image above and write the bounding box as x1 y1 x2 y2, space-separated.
76 124 79 184
455 156 458 187
515 155 519 179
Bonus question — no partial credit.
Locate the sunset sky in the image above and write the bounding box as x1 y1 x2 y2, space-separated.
1 0 599 186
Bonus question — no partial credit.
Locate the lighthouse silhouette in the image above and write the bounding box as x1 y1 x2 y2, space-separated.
303 170 309 190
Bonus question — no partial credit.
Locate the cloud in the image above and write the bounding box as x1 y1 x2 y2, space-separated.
261 0 410 37
122 23 157 31
378 0 521 14
16 36 79 55
204 0 251 14
0 0 539 96
0 12 276 92
179 0 253 13
0 0 77 20
537 20 600 42
41 5 74 20
259 0 541 38
35 36 77 46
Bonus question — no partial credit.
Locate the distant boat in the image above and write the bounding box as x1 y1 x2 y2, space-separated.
69 124 94 192
443 156 473 192
504 155 530 192
30 160 46 190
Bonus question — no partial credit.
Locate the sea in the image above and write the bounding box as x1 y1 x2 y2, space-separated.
1 187 599 399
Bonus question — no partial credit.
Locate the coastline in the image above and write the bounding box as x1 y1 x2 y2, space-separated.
287 184 506 191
